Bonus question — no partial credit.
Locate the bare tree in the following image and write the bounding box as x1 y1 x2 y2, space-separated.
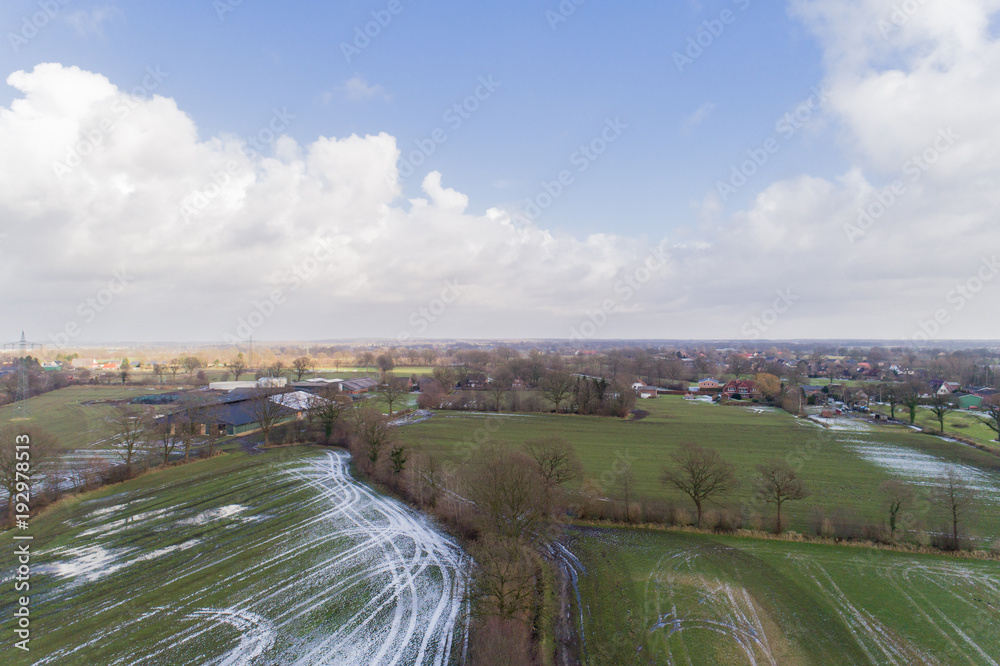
248 389 290 447
976 395 1000 442
753 459 809 533
266 361 287 379
465 442 548 541
151 417 177 465
661 443 736 528
167 359 181 380
309 390 351 443
879 479 914 542
928 393 953 433
901 387 922 424
727 354 751 379
523 437 581 507
227 355 247 381
540 371 572 413
934 470 974 550
0 424 56 520
152 363 166 384
109 404 149 473
617 462 637 522
375 372 408 417
487 371 512 413
292 356 314 381
181 356 202 374
376 353 395 374
470 534 538 621
352 404 394 467
884 383 900 420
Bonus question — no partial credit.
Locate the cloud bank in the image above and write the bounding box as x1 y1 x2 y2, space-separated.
4 0 1000 343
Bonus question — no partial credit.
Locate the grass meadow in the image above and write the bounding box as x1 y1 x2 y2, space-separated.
567 525 1000 664
399 397 1000 539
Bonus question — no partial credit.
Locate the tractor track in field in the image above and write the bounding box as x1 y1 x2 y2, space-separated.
31 450 469 665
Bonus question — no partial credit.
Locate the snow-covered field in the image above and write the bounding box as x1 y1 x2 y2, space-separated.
29 450 469 665
847 440 1000 504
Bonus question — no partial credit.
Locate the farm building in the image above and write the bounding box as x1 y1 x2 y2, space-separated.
953 393 983 410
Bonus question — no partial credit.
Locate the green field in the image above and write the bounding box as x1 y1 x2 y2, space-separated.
1 446 469 664
867 402 1000 450
399 397 1000 538
1 385 176 451
565 525 1000 664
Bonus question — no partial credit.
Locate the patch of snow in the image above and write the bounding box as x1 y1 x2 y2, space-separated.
178 505 247 526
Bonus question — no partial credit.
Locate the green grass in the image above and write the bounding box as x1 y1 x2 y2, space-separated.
1 385 176 451
398 397 1000 538
0 446 466 664
567 525 1000 665
868 402 1000 451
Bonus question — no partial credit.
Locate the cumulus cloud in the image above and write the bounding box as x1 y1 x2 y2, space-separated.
5 0 1000 346
341 76 391 102
0 64 664 343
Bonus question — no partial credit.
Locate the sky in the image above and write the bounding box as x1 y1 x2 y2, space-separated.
1 0 999 346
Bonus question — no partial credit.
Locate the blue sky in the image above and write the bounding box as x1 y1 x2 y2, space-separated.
1 0 832 234
3 0 1000 343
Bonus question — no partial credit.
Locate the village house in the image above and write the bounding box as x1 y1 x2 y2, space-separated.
722 380 758 399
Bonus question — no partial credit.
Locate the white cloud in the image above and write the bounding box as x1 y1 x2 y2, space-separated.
680 101 715 134
341 76 391 102
6 1 1000 347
